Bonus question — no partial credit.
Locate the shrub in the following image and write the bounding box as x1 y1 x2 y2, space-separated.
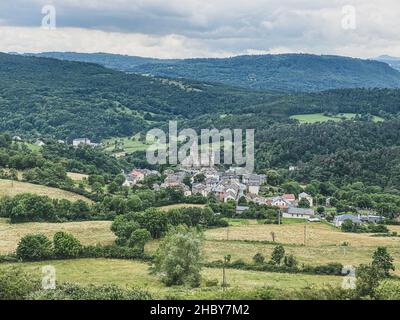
0 267 41 300
80 244 149 260
375 281 400 300
28 283 153 300
16 234 53 261
204 279 219 287
253 253 265 264
53 232 82 258
271 245 285 265
284 255 298 268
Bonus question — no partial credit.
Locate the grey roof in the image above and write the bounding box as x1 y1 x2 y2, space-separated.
299 192 311 198
334 214 361 222
287 207 314 216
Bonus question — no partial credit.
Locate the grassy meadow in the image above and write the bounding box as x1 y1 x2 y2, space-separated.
2 217 400 296
103 136 150 154
0 179 92 203
0 218 114 255
290 113 384 124
0 258 342 299
158 203 206 211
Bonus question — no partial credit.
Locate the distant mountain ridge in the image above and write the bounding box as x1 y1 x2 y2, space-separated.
375 55 400 72
20 52 400 92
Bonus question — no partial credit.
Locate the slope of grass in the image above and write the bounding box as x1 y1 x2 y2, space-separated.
103 136 150 154
158 203 206 211
67 172 89 181
202 222 400 275
290 113 384 124
0 180 92 203
0 218 113 255
0 258 342 298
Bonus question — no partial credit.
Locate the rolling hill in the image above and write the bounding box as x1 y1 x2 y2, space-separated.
22 52 400 92
0 53 277 140
3 53 400 144
375 55 400 72
0 179 92 203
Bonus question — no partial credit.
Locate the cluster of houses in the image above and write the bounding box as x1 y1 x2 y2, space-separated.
123 166 319 219
333 214 384 227
12 136 101 148
72 138 100 148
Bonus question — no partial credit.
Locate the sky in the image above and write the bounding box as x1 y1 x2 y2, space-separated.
0 0 399 59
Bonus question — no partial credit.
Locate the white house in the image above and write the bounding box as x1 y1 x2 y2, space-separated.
73 138 92 147
299 192 314 207
283 207 315 219
267 196 291 209
248 184 260 195
333 214 361 228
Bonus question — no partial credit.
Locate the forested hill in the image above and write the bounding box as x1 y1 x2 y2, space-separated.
23 52 400 92
0 53 276 140
375 55 400 72
3 53 400 142
22 52 168 71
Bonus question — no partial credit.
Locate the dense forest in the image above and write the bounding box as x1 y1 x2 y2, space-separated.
0 53 274 140
24 52 400 92
2 53 400 190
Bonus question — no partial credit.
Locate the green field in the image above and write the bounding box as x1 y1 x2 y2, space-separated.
0 218 114 255
103 136 150 154
158 203 206 211
290 113 384 124
3 218 400 297
0 258 342 299
0 179 92 203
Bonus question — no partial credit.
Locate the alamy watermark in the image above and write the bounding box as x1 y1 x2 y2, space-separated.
42 265 56 290
342 5 357 30
146 121 255 173
41 5 56 29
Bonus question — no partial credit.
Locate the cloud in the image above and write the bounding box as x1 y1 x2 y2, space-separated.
0 0 399 58
0 26 235 58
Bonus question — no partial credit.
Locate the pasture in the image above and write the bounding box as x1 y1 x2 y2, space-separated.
0 179 92 203
103 136 150 154
2 218 400 296
158 203 206 211
0 218 114 255
0 258 342 299
290 113 384 124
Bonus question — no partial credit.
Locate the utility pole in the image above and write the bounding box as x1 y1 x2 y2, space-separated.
222 254 231 291
222 263 226 291
304 224 307 246
278 209 281 225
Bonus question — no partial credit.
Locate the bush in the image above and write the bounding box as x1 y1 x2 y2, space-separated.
284 254 298 268
53 232 82 258
375 281 400 300
304 263 344 275
80 244 150 260
0 267 41 300
16 234 53 261
204 279 219 287
253 253 265 264
28 283 153 300
271 245 285 265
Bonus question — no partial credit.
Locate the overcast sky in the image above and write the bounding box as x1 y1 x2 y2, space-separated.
0 0 399 58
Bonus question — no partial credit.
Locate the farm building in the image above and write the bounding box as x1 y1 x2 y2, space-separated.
333 214 361 227
283 207 315 219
